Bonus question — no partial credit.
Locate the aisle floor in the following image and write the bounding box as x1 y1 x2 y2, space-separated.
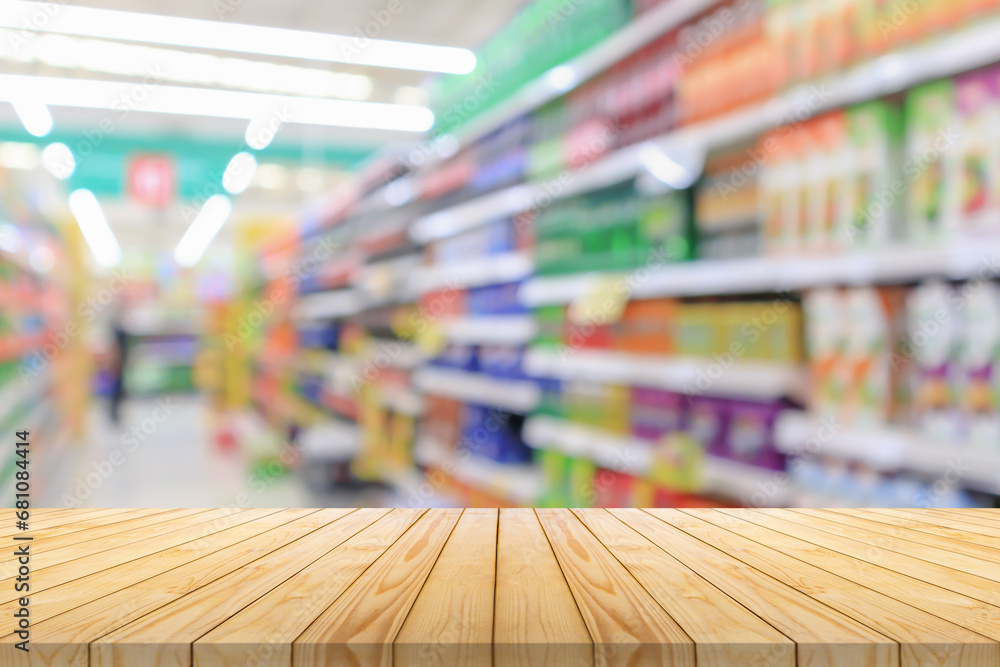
42 395 310 508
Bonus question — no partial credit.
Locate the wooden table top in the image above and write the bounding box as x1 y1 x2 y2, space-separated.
1 508 1000 666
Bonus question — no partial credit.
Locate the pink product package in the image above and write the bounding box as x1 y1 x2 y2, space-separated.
726 398 788 471
629 387 686 440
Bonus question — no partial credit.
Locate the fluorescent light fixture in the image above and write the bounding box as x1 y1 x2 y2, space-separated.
0 74 434 132
41 142 75 179
68 189 122 267
174 195 232 267
0 142 39 170
0 0 476 74
12 99 53 137
0 30 374 101
222 152 256 195
639 146 699 190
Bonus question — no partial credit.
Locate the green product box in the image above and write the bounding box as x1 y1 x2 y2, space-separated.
539 449 571 507
904 80 960 244
847 99 905 247
567 455 597 507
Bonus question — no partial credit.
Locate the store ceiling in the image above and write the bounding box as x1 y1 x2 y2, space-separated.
0 0 524 265
0 0 525 149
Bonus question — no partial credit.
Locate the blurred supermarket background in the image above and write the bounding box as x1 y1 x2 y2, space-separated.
3 0 1000 509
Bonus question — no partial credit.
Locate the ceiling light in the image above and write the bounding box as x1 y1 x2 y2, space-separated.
12 98 53 137
174 194 232 267
0 74 434 132
0 30 374 101
41 142 75 179
0 142 39 170
222 152 257 195
0 0 477 74
68 189 122 268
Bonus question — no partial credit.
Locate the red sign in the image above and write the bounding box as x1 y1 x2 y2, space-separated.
128 155 175 208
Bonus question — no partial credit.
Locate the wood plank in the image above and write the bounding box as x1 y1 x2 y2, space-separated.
536 508 695 667
687 509 1000 642
0 508 137 539
727 510 1000 615
918 509 1000 530
573 508 794 666
804 509 1000 565
0 509 205 569
0 509 317 624
394 508 497 667
834 509 1000 551
492 509 592 667
784 509 1000 583
90 508 379 667
293 509 461 667
875 509 1000 538
0 509 323 667
655 509 998 666
612 508 897 667
195 509 423 667
0 508 264 605
0 509 224 582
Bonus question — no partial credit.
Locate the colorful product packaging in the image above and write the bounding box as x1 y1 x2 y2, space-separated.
955 69 1000 235
905 80 962 244
843 286 911 427
906 281 960 438
846 100 904 248
959 281 1000 448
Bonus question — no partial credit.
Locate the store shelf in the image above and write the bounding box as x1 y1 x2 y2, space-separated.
293 289 363 321
522 240 1000 304
412 16 1000 244
524 416 793 505
297 421 360 462
415 436 542 506
412 252 532 294
524 347 807 402
0 375 49 429
440 315 537 346
431 0 717 159
775 411 1000 495
412 366 540 413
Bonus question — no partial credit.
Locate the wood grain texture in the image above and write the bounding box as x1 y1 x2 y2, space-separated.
195 508 420 667
658 510 1000 667
536 508 696 667
395 508 498 667
623 509 898 667
293 508 461 667
688 510 1000 645
493 509 592 667
575 508 794 666
0 508 997 666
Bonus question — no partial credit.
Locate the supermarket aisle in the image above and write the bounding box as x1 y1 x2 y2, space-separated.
45 396 309 508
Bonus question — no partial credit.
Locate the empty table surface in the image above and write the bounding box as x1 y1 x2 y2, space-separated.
2 507 1000 666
